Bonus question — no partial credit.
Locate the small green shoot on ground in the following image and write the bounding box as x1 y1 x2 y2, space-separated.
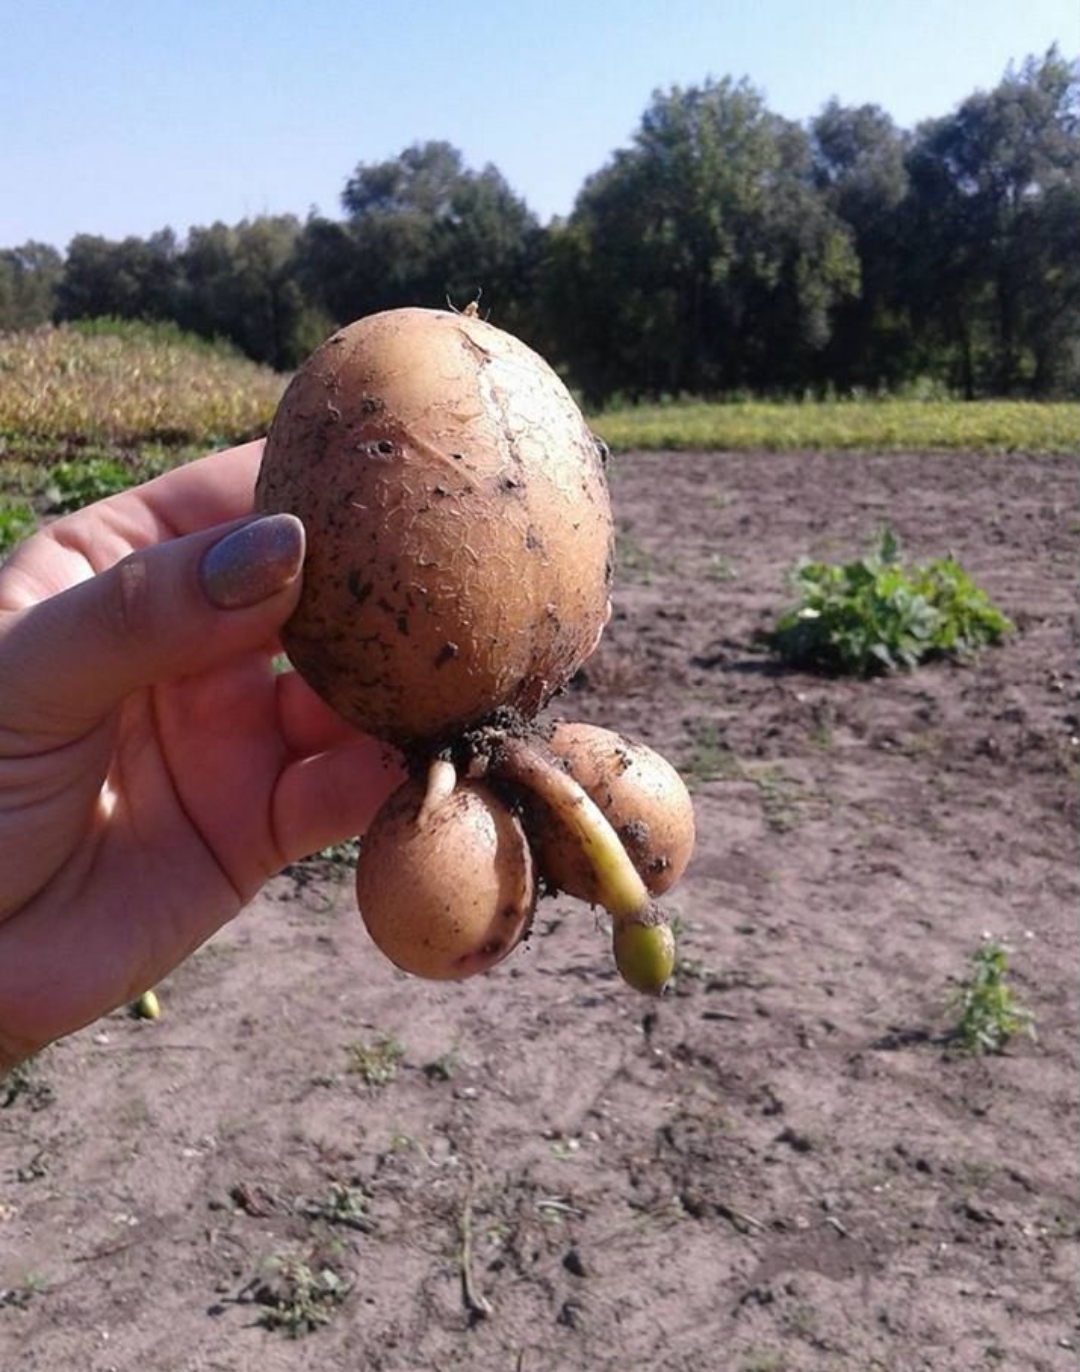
768 529 1013 675
299 1181 374 1232
251 1253 350 1337
949 940 1037 1055
345 1035 403 1087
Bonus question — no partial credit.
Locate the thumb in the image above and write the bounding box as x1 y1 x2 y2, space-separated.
0 513 305 742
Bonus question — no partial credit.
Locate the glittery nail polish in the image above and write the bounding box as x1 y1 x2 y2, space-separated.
200 514 304 610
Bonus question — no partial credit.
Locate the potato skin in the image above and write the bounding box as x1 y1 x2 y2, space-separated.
529 722 695 899
354 779 535 981
255 308 613 746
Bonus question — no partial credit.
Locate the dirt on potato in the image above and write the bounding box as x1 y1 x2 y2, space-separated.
2 449 1077 1372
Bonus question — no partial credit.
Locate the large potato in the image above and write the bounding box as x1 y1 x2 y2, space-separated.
255 308 613 746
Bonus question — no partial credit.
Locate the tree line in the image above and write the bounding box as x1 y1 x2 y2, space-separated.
1 49 1076 404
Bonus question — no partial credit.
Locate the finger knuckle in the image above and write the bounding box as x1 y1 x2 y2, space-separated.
103 554 152 644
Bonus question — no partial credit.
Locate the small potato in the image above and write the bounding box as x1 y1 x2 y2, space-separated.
355 778 535 980
530 722 695 900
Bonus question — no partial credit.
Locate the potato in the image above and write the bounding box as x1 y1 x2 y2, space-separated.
255 307 613 747
354 778 535 981
527 722 695 901
253 308 687 996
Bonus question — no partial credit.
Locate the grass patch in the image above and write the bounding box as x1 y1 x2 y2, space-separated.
593 397 1077 454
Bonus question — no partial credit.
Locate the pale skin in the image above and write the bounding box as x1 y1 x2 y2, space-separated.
0 440 403 1071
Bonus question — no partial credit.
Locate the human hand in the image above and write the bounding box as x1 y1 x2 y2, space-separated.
0 440 403 1069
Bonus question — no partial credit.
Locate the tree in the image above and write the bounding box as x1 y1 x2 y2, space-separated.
810 101 914 389
179 216 328 369
297 141 542 336
0 241 63 330
55 230 180 324
542 78 859 404
905 48 1080 395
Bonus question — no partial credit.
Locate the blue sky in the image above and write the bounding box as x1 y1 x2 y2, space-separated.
1 0 1075 251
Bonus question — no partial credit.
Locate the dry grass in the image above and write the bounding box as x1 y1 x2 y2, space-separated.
0 324 285 447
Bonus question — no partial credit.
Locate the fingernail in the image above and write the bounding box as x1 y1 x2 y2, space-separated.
200 514 305 610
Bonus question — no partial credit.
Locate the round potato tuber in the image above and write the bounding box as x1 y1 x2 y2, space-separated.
255 307 613 748
354 776 535 981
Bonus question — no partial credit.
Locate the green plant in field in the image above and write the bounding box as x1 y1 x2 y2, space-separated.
45 457 143 511
299 1181 375 1232
767 529 1013 675
948 940 1037 1055
345 1035 403 1087
0 501 35 556
251 1253 350 1337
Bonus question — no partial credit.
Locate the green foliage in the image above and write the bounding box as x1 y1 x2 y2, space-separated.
299 1181 374 1232
544 76 860 405
0 500 36 555
253 1254 350 1337
905 48 1080 398
324 140 542 340
949 941 1037 1055
768 530 1013 675
45 457 142 512
345 1036 403 1087
3 51 1075 401
0 241 63 331
68 315 245 359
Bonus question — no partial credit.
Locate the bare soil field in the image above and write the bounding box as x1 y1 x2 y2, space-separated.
2 448 1077 1372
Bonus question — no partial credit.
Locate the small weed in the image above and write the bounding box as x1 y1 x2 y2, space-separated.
615 530 657 583
682 721 741 786
310 837 361 866
299 1181 374 1233
705 552 737 581
767 529 1013 676
948 940 1037 1055
808 698 836 749
250 1253 350 1337
422 1054 456 1082
740 1354 782 1372
751 766 806 832
345 1035 403 1087
0 1057 54 1111
0 1272 49 1309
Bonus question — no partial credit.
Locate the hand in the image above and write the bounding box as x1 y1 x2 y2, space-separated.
0 441 402 1068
